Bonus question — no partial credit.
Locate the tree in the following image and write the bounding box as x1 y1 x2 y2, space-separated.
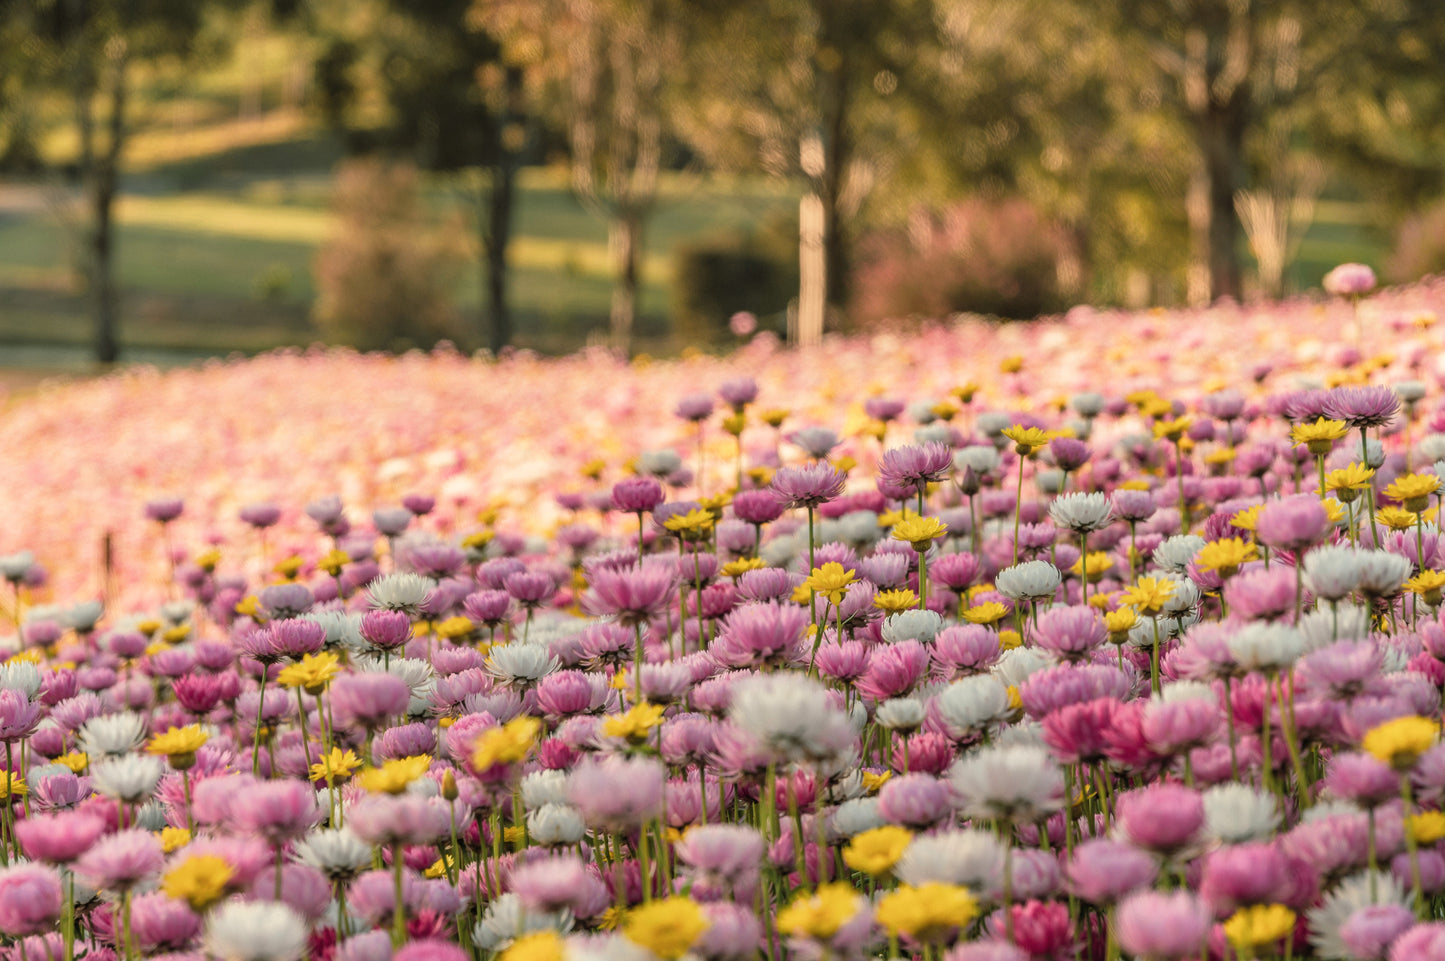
1097 0 1445 303
673 0 941 345
18 0 236 365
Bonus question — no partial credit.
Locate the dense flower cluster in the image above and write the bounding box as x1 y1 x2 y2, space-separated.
0 269 1443 960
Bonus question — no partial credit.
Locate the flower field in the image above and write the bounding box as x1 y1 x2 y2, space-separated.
3 271 1445 961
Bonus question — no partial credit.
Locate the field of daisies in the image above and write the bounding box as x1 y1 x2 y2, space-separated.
4 266 1445 961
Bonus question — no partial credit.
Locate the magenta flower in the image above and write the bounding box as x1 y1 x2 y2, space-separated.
731 490 786 525
582 564 678 625
0 689 42 742
331 672 411 729
1114 783 1204 856
1030 606 1105 660
1322 385 1400 429
0 865 62 937
710 602 810 670
878 442 953 495
612 477 665 514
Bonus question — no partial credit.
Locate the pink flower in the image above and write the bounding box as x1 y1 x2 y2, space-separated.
1114 784 1204 856
16 811 105 864
1116 890 1212 959
1323 262 1377 297
76 829 164 892
0 865 62 936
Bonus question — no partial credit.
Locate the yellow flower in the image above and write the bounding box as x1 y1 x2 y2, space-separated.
233 596 263 620
999 355 1024 373
1321 498 1346 525
699 492 733 516
193 548 222 573
1103 607 1139 637
0 773 26 801
356 755 432 794
776 883 862 940
1324 464 1376 502
309 747 363 784
1375 506 1418 531
1222 506 1258 533
580 459 608 481
1406 570 1445 605
1386 473 1441 510
1117 479 1152 492
603 702 666 743
842 825 913 876
952 383 979 403
962 602 1009 626
1291 417 1350 455
54 751 87 774
878 507 919 528
472 717 542 772
276 651 341 694
931 400 959 421
998 629 1023 650
720 558 766 578
746 466 775 487
434 616 475 641
501 931 565 961
162 854 234 912
623 897 710 960
161 623 191 643
721 413 746 436
1152 416 1193 442
1068 552 1114 581
892 516 948 552
759 408 790 428
1001 425 1051 455
1222 904 1296 951
805 562 858 605
1121 576 1176 615
874 589 920 615
611 668 630 692
1006 685 1023 712
317 549 350 576
1408 811 1445 844
1204 448 1237 467
425 854 456 879
663 509 715 536
462 531 495 553
147 725 209 764
1193 538 1258 576
875 883 980 942
135 618 163 637
157 826 191 854
860 770 892 794
832 455 858 475
1363 715 1439 770
273 555 305 580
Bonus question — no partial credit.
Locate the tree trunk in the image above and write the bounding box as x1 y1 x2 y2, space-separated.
609 210 641 355
819 57 851 317
481 64 525 356
1198 98 1247 301
796 188 825 347
90 41 127 367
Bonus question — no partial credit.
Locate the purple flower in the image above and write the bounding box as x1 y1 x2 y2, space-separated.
710 602 810 670
1323 385 1401 429
348 795 451 847
612 477 666 514
1067 838 1158 904
718 378 758 409
877 773 953 828
582 564 678 625
330 673 411 729
675 393 716 422
771 463 847 509
0 689 42 743
238 502 282 528
144 498 184 523
1116 890 1211 960
359 610 414 652
879 442 953 494
732 490 786 525
1340 904 1415 960
1030 606 1105 660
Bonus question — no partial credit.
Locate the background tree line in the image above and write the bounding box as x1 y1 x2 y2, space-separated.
2 0 1444 361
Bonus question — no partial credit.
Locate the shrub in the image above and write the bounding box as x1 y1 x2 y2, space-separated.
1387 198 1445 285
671 214 798 345
850 197 1074 326
311 158 467 352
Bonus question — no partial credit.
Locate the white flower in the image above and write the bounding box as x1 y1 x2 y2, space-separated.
992 647 1053 688
1071 392 1106 418
1307 871 1407 960
78 713 147 758
1417 433 1445 463
1303 546 1365 602
1356 551 1412 598
295 828 372 882
954 446 1000 474
636 450 683 477
1158 680 1217 705
830 797 885 838
0 552 34 582
474 892 573 950
1226 623 1305 672
205 902 309 961
527 803 587 846
995 561 1062 601
1035 470 1065 495
160 600 193 625
90 755 164 804
64 601 104 633
975 413 1012 440
301 610 365 651
728 674 853 763
914 424 953 446
521 770 570 808
930 676 1011 739
1153 535 1205 574
881 610 943 644
949 744 1064 822
1202 784 1280 844
0 660 40 698
837 511 882 546
875 698 925 731
1049 492 1114 533
895 830 1003 889
365 573 435 614
487 643 560 689
1396 380 1427 404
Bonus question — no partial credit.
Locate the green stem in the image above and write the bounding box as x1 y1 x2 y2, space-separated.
391 842 406 947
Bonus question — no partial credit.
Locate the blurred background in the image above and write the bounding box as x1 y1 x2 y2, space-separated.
0 0 1443 366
